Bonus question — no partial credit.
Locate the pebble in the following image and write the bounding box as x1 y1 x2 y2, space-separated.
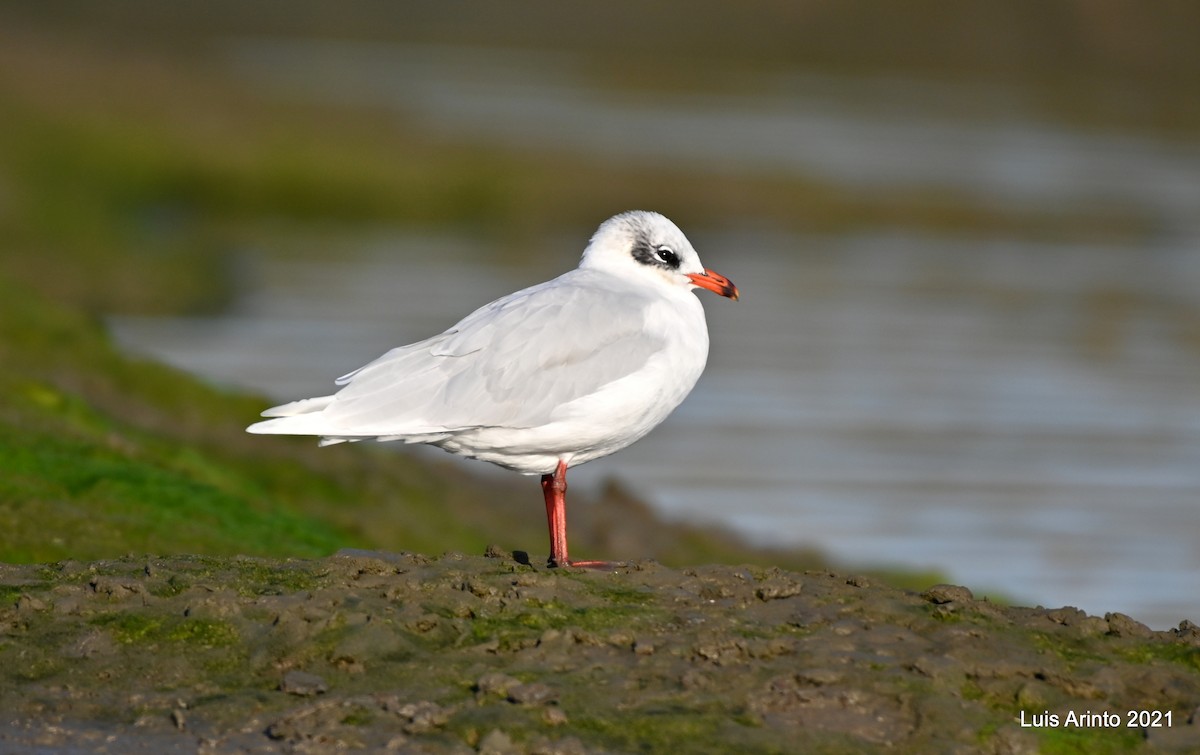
279 670 328 697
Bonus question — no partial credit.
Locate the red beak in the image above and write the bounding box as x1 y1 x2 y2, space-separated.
686 269 740 301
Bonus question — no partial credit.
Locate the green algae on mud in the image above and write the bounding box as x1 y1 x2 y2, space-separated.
0 553 1197 753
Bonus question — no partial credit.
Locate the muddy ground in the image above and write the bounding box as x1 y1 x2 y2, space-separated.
1 550 1198 754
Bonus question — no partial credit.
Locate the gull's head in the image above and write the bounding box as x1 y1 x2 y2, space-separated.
579 211 739 300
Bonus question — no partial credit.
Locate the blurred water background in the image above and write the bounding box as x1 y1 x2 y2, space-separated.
5 3 1197 628
110 34 1200 629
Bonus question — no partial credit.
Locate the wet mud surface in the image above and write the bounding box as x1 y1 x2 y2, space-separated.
1 551 1198 753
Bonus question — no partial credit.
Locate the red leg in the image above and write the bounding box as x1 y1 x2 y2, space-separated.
541 460 570 567
540 460 617 569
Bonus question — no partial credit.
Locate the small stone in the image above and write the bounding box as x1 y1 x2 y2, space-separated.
279 670 327 697
463 578 499 598
1174 620 1200 644
542 707 568 726
755 578 803 601
508 682 555 705
1015 681 1052 708
797 668 842 686
408 614 440 633
1104 612 1153 638
605 631 633 648
392 700 451 734
1073 616 1110 637
475 672 521 698
478 729 519 755
921 584 974 604
16 594 47 612
1046 606 1088 625
633 639 655 655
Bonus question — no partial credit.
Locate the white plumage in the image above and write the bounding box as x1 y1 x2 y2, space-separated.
248 210 738 567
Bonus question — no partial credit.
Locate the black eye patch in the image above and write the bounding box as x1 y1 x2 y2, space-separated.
632 237 682 270
654 247 680 268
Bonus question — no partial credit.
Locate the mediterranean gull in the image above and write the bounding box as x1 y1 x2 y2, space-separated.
247 210 739 567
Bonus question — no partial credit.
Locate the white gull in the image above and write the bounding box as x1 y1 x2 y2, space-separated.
248 210 738 567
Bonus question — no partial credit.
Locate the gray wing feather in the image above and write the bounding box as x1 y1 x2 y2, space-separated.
316 270 662 436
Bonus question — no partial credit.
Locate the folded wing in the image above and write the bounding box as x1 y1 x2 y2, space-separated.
248 270 663 441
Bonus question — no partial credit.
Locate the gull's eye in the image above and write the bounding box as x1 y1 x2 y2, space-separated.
655 246 680 268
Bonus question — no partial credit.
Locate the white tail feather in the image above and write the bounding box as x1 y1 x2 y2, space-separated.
247 395 337 436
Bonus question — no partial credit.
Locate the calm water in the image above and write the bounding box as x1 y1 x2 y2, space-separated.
114 40 1200 629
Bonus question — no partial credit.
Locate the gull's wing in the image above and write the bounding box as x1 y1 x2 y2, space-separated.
296 269 664 438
